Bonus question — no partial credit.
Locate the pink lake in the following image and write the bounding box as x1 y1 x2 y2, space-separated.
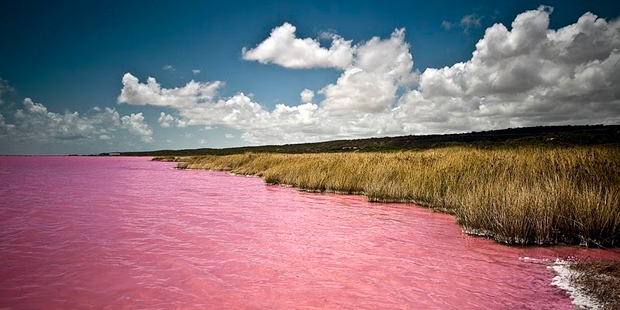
0 156 618 309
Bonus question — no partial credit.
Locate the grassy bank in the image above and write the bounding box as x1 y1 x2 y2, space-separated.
158 146 620 246
569 260 620 309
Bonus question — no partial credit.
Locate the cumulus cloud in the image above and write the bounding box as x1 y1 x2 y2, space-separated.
0 98 153 143
192 69 201 75
119 8 620 145
399 6 620 132
319 28 417 114
242 22 354 69
163 65 175 71
121 113 153 143
158 112 175 127
300 89 315 103
118 26 416 143
243 25 417 114
118 74 352 143
118 73 223 108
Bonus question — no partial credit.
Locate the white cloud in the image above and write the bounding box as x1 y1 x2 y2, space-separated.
118 8 620 145
300 89 314 103
13 98 121 140
0 98 152 143
242 22 354 69
243 25 417 114
399 6 620 132
192 69 201 75
121 113 153 143
118 73 223 108
224 133 234 139
118 72 406 144
319 28 418 114
163 65 175 71
157 112 175 128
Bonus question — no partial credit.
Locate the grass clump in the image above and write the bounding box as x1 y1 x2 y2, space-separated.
171 146 620 246
152 156 189 162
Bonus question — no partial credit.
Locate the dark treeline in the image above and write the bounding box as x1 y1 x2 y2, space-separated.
112 125 620 156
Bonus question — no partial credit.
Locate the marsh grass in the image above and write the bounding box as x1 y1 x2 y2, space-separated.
152 156 187 162
174 146 620 246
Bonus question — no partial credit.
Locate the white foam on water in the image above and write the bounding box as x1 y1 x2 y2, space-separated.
519 256 550 263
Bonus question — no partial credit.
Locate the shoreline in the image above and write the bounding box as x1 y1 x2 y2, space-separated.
155 148 620 308
170 162 620 309
175 163 615 247
157 147 620 247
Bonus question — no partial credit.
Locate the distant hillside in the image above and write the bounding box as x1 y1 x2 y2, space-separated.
115 125 620 156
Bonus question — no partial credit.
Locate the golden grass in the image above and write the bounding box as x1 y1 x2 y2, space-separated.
174 146 620 246
152 156 187 162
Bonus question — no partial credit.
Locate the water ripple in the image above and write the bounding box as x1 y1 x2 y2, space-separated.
0 156 618 309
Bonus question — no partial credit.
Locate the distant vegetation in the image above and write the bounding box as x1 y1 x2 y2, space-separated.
159 146 620 247
121 125 620 156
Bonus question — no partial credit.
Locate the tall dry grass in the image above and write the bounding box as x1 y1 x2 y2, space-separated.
176 146 620 246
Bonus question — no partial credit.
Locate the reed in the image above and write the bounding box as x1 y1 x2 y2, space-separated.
173 146 620 246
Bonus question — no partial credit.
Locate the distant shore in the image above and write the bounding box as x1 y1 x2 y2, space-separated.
128 124 620 157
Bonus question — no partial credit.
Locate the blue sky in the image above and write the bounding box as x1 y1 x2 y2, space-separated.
1 0 619 154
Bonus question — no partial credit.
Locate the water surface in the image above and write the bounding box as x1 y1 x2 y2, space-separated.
1 157 618 309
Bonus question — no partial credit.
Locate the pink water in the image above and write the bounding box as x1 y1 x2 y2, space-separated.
1 157 619 309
